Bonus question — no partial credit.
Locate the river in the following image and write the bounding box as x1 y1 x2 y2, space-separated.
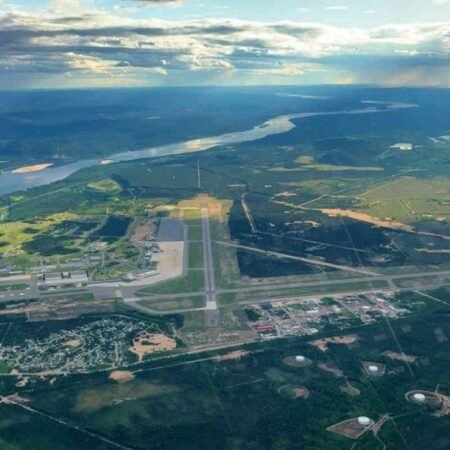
0 102 415 196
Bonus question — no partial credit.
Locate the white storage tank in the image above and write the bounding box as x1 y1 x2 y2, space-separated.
357 416 371 427
413 393 426 403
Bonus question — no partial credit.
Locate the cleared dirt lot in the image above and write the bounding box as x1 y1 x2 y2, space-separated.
129 332 177 362
109 370 135 383
319 208 414 232
328 418 373 439
311 335 358 352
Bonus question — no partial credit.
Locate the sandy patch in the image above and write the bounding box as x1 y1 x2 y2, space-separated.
15 377 29 388
382 350 416 363
275 191 297 197
305 220 321 227
109 370 135 383
296 156 315 164
278 384 310 399
12 163 54 174
312 335 358 352
38 370 65 376
0 275 31 283
436 393 450 417
129 332 176 362
131 220 155 243
288 220 321 228
2 394 29 405
292 387 310 398
318 362 344 377
216 350 249 362
279 384 310 399
319 208 414 232
178 195 231 221
64 339 81 348
340 383 360 397
328 417 373 439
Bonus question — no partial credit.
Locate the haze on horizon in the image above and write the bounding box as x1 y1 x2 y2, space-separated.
0 0 449 89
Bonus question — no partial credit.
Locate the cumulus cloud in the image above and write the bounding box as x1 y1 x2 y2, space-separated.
0 7 448 87
325 6 349 10
51 0 84 14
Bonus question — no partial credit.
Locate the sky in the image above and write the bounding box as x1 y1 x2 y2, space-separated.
0 0 449 89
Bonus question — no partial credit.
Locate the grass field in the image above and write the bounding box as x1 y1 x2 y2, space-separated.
379 264 450 275
86 177 122 194
188 241 203 269
93 261 139 282
0 284 28 292
218 279 391 305
212 243 241 288
290 155 384 172
0 213 77 254
140 296 205 312
357 176 450 224
188 223 203 241
393 273 450 289
181 310 206 330
137 269 204 295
